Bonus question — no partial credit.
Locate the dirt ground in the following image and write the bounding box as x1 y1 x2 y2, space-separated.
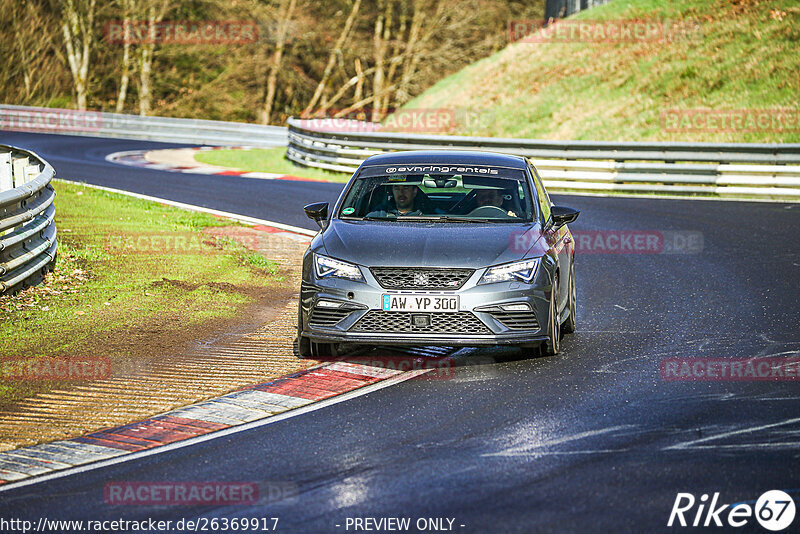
0 226 318 451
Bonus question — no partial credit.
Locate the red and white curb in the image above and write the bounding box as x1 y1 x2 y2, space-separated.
106 146 329 182
0 182 370 491
0 362 430 490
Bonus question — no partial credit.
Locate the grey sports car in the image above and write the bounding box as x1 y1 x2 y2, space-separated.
296 150 579 358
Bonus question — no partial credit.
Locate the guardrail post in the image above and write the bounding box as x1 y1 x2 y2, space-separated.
12 156 29 188
0 152 11 193
0 145 57 294
24 164 41 183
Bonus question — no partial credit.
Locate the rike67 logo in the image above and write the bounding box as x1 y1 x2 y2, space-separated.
668 490 795 531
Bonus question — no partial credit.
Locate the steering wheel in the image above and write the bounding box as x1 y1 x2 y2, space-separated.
448 190 477 214
467 205 511 217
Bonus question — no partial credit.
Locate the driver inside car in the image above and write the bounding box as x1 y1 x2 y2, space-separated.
473 187 518 217
367 184 425 217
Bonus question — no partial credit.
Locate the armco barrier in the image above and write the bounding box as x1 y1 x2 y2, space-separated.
0 104 287 148
286 118 800 199
0 145 57 294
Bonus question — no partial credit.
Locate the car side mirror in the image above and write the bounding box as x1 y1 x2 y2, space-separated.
304 202 329 229
551 206 580 229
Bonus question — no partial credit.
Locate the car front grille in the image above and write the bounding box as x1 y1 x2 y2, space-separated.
308 308 353 327
351 311 491 335
370 267 474 290
488 311 540 331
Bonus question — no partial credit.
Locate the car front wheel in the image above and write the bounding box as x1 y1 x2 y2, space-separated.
562 261 576 335
541 274 561 356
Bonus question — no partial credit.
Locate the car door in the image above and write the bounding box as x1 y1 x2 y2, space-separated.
529 161 571 312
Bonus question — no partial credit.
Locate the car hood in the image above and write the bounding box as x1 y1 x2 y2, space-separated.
320 220 544 268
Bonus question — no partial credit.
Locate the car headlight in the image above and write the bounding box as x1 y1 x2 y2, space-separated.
479 259 540 285
314 254 364 281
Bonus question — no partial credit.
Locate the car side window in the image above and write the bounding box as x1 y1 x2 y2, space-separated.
528 162 551 224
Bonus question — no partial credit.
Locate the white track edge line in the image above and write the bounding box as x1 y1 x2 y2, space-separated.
0 368 430 493
53 179 318 237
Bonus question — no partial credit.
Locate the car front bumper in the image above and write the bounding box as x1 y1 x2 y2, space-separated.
299 265 554 347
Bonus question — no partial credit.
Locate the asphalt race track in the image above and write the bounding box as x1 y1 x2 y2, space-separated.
0 131 342 231
2 131 799 532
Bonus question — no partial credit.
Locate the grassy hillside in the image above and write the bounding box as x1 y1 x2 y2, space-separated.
400 0 800 143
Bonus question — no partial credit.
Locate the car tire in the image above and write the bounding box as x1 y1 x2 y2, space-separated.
541 274 561 356
313 342 339 358
562 261 576 335
294 337 338 359
295 300 312 358
294 336 312 358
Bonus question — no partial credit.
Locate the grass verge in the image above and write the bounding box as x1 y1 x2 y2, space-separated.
0 180 282 406
194 147 352 183
399 0 800 143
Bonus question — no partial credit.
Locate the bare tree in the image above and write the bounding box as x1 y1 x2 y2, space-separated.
115 0 134 112
301 0 362 117
137 0 169 116
316 55 404 117
60 0 96 109
370 0 392 122
258 0 297 125
379 1 407 115
3 1 59 101
394 0 428 105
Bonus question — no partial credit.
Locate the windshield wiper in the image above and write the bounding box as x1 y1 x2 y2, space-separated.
359 215 520 223
431 215 516 223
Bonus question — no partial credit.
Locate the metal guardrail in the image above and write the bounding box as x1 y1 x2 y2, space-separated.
0 104 287 148
0 145 57 294
286 118 800 199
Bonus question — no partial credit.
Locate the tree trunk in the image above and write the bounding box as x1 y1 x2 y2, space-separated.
60 0 96 110
138 44 153 115
258 0 297 125
137 0 169 116
381 4 406 113
354 58 364 103
370 0 390 122
115 0 133 113
301 0 362 117
395 0 426 104
10 4 32 98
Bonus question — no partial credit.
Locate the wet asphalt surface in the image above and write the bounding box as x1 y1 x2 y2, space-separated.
1 132 799 533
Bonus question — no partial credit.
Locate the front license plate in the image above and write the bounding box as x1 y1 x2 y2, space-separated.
382 294 459 312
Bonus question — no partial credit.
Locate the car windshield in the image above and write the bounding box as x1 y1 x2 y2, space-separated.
337 163 534 222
